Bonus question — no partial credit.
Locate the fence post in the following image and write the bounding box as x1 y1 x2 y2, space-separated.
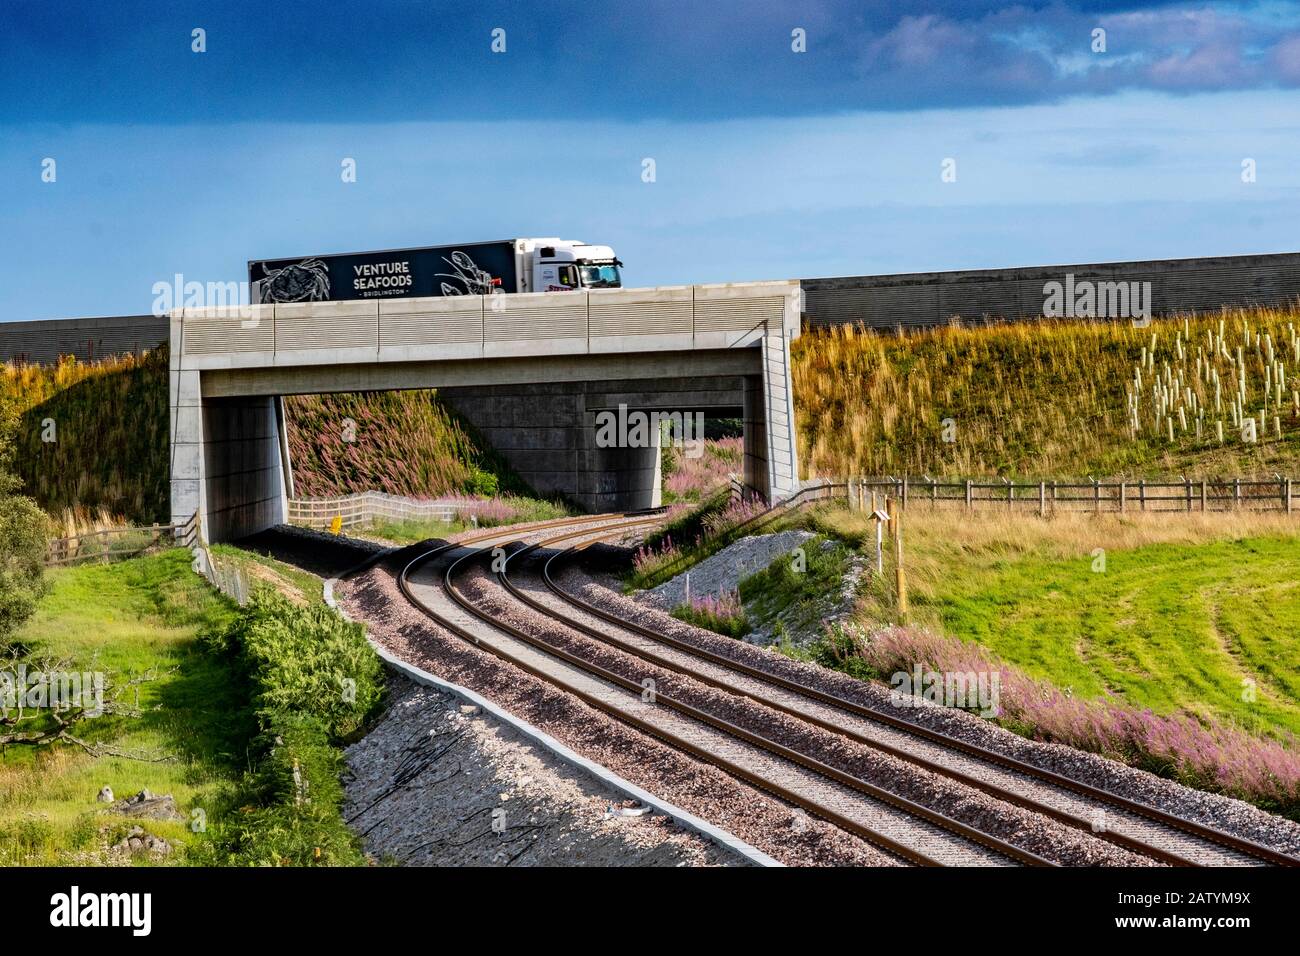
930 478 937 509
1282 477 1289 513
1288 478 1294 514
1201 480 1208 512
1185 478 1192 513
1139 479 1146 511
1094 479 1101 514
1234 478 1241 510
1038 481 1046 517
965 480 973 510
100 530 108 564
1119 481 1126 513
1007 480 1014 510
901 476 908 511
1051 480 1058 510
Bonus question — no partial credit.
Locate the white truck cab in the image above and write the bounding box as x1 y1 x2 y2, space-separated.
516 238 623 293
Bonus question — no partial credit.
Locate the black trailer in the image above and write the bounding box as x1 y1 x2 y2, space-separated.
248 240 518 304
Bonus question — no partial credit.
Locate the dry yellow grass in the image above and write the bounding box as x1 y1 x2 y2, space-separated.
793 306 1300 480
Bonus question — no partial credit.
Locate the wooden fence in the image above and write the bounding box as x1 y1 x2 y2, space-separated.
44 513 199 566
286 492 471 530
844 476 1297 514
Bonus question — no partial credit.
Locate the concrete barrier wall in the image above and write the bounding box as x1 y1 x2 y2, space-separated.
7 251 1298 362
0 315 166 363
801 252 1300 330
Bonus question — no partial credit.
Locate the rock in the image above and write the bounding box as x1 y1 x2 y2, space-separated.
459 704 480 716
109 789 185 822
113 824 172 856
646 530 817 609
96 786 114 803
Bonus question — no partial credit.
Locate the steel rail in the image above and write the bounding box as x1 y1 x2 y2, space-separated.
423 526 1053 867
499 526 1202 866
540 531 1299 868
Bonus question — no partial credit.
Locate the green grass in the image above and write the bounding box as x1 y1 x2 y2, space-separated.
210 543 323 603
739 535 855 642
0 549 249 865
343 497 571 545
921 536 1300 739
812 506 1300 742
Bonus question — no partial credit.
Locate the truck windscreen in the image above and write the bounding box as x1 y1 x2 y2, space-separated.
580 264 622 288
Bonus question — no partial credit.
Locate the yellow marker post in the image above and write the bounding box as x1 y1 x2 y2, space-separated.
329 515 343 535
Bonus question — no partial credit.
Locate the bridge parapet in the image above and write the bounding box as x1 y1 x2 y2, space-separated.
173 281 800 369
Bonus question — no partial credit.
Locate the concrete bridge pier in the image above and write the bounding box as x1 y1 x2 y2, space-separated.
438 376 748 512
171 359 291 543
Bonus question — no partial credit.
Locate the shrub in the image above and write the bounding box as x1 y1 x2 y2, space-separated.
0 473 50 644
231 590 383 739
194 589 384 865
671 590 749 638
839 622 1300 818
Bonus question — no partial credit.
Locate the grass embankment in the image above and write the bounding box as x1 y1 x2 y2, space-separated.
3 349 168 524
625 491 762 591
740 536 856 644
816 507 1300 739
3 357 558 525
800 506 1300 814
0 550 245 864
794 307 1300 480
285 390 532 499
1 547 383 865
208 544 324 604
192 589 382 866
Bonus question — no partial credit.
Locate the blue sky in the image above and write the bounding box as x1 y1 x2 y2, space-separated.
2 0 1300 320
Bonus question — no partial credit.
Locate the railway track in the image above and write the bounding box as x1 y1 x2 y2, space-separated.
526 524 1300 868
395 514 1051 865
376 510 1298 867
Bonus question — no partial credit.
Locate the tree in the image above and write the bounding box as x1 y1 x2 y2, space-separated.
0 395 49 643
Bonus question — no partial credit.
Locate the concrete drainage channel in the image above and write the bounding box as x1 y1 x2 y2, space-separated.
324 549 781 868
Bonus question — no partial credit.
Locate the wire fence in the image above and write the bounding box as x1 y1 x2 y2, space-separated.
191 545 251 606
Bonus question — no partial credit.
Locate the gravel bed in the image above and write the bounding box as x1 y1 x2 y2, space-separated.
638 531 865 648
344 674 739 866
564 556 1300 860
644 531 816 609
466 562 1147 867
338 547 899 867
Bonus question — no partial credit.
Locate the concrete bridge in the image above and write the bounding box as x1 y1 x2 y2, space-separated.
169 282 801 542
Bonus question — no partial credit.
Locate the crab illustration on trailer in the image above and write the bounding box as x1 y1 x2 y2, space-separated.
258 258 331 303
436 251 497 295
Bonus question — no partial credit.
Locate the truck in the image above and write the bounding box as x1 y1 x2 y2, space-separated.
248 237 623 304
